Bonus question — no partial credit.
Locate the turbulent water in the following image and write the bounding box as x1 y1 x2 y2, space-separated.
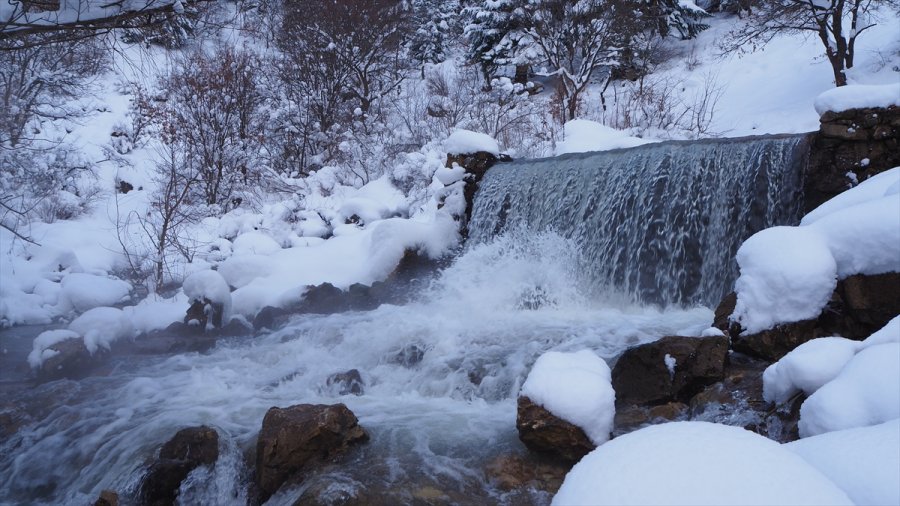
0 136 811 504
0 233 712 505
469 134 811 307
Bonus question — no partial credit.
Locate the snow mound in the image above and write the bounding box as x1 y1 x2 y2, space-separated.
814 83 900 115
217 255 272 289
787 419 900 506
61 273 132 312
68 307 134 354
762 337 860 404
520 350 615 446
27 329 81 368
183 270 232 319
799 342 900 437
555 120 653 155
231 231 282 256
733 167 900 333
733 227 837 333
552 421 853 506
444 129 500 156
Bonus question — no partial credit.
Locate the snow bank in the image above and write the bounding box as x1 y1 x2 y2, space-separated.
27 329 81 368
788 419 900 506
444 130 500 156
859 315 900 349
231 231 282 256
123 293 189 335
520 350 615 446
798 342 900 437
60 273 132 312
762 337 860 404
552 421 852 506
68 307 134 354
733 167 900 333
814 83 900 115
555 120 653 155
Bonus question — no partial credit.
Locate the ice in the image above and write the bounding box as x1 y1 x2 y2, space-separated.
555 120 653 155
68 307 134 354
519 350 615 446
787 420 900 506
814 83 900 115
60 273 132 312
553 421 852 506
799 342 900 437
443 129 500 155
762 337 860 404
27 329 81 368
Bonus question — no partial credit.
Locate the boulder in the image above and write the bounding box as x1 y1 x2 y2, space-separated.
94 490 119 506
611 335 729 406
256 403 368 502
36 337 103 382
613 402 689 437
253 306 290 331
140 426 219 506
128 323 215 355
326 369 365 396
723 272 900 361
516 396 595 462
444 150 509 235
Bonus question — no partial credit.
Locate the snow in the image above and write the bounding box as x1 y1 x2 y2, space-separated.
732 227 837 334
443 129 500 156
67 307 134 354
700 326 724 337
664 353 677 379
552 421 853 506
859 315 900 349
182 270 232 322
60 273 132 312
123 293 189 335
231 231 282 256
801 167 900 225
555 120 653 155
27 329 81 368
519 350 615 446
814 83 900 115
762 337 860 404
733 167 900 333
799 342 900 437
787 420 900 506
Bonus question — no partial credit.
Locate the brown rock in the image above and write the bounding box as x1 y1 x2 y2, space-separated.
140 426 219 506
256 403 368 502
731 319 823 362
326 369 364 396
838 272 900 334
611 335 729 405
613 402 689 437
484 453 569 493
94 490 119 506
36 337 104 382
516 396 595 462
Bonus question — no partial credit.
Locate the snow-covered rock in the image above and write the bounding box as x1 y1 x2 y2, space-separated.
859 315 900 349
762 337 860 404
444 129 500 156
519 350 615 446
733 167 900 333
68 307 134 353
799 342 900 437
787 419 900 506
555 120 653 155
27 329 81 368
231 231 282 256
553 421 853 506
60 273 132 312
814 83 900 115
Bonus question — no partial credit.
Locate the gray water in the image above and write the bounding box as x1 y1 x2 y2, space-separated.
468 134 811 307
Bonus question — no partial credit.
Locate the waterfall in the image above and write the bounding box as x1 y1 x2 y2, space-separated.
468 134 811 307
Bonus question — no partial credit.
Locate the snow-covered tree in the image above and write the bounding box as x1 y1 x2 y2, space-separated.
462 0 534 84
408 0 459 73
725 0 897 86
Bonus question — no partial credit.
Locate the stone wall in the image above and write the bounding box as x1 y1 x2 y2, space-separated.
805 105 900 212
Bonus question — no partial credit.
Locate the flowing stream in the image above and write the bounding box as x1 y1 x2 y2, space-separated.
0 135 811 504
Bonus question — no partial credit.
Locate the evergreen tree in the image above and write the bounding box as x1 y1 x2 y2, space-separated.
408 0 460 72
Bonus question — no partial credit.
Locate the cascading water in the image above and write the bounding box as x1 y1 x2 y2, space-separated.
469 134 811 307
0 135 810 505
